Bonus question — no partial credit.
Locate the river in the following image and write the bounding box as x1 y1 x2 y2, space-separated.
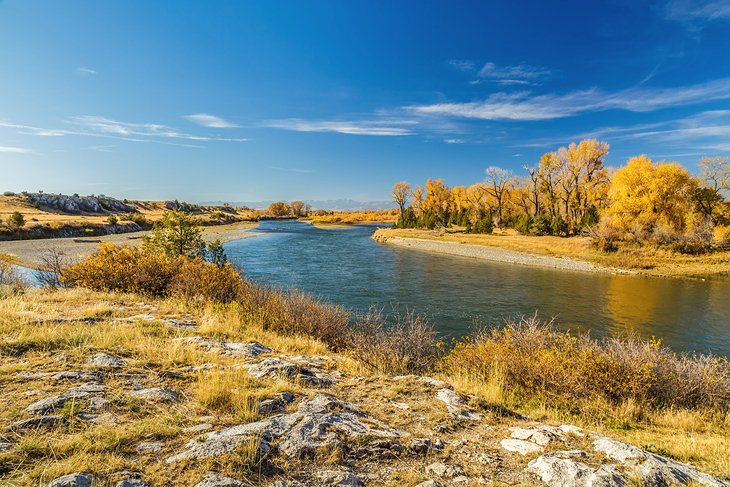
224 220 730 356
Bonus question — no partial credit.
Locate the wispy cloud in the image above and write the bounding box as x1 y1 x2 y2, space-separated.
0 145 31 153
444 138 465 144
407 77 730 121
263 118 415 136
184 113 239 128
268 166 314 174
0 116 249 148
77 67 97 76
478 62 552 82
448 59 476 72
666 0 730 22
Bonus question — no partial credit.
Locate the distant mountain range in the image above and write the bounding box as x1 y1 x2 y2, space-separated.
198 199 394 211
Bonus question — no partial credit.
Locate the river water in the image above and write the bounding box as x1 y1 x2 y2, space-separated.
224 220 730 356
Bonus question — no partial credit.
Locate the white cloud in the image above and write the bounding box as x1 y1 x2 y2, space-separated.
184 113 239 128
666 0 730 22
444 138 465 144
478 62 551 81
263 118 414 136
407 77 730 121
77 67 97 76
0 145 30 153
448 59 476 72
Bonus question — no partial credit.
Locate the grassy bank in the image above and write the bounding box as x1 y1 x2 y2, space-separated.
1 247 728 483
374 227 730 279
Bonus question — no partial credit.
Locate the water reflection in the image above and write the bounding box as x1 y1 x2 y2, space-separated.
225 220 730 356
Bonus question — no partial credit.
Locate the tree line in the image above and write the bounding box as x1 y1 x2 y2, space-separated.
392 139 730 252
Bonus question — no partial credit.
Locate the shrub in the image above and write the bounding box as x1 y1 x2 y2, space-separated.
444 317 729 411
107 215 118 226
468 216 493 234
34 248 72 290
7 211 25 229
169 259 243 303
348 308 442 375
122 212 146 226
0 256 26 295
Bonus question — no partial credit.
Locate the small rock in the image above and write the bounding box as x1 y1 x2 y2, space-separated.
53 371 100 381
0 442 13 451
127 388 179 402
87 353 126 369
415 482 444 487
409 438 443 454
559 424 585 436
10 415 66 431
425 462 465 478
183 423 214 433
435 388 482 421
500 438 544 455
509 426 566 446
419 376 451 388
223 341 272 357
88 397 112 411
45 472 95 487
245 358 337 387
316 470 364 486
115 480 149 487
194 472 249 487
136 442 163 454
27 382 106 413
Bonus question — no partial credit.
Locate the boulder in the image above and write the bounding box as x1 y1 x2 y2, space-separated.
45 472 95 487
245 358 337 387
167 394 404 463
127 388 179 402
435 388 482 421
87 353 126 369
526 450 625 487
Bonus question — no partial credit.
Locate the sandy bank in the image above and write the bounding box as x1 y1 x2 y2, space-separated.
0 222 260 268
376 235 635 275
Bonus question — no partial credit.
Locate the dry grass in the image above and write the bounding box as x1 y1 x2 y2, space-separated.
375 227 730 278
305 209 398 226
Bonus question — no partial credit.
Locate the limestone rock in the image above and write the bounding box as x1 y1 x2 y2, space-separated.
88 353 126 369
526 450 625 487
245 358 337 387
425 462 465 478
45 472 95 487
26 382 106 414
259 392 296 415
500 438 544 455
509 426 566 446
167 394 404 463
409 438 443 454
194 472 250 487
315 470 364 486
127 388 179 402
88 397 112 411
593 437 728 486
10 415 66 431
115 480 149 487
135 442 163 454
435 388 482 421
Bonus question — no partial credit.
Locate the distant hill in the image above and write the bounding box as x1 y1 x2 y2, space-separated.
200 199 394 211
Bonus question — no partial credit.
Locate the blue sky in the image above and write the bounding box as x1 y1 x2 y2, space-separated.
2 0 730 202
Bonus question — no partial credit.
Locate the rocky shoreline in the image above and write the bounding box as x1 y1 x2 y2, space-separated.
373 234 635 275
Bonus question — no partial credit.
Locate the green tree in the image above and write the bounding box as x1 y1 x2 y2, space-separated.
206 239 227 267
143 210 205 257
7 211 25 229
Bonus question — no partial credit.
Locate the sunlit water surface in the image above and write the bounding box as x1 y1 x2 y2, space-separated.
225 220 730 356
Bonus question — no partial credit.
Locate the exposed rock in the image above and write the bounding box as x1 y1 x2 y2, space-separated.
52 371 101 381
559 424 585 436
593 437 728 486
183 423 214 433
88 397 112 411
500 438 544 455
167 394 404 463
45 472 95 487
245 358 337 387
87 353 126 369
10 415 67 431
163 318 198 330
28 192 134 214
127 388 179 402
415 482 444 487
135 442 163 454
315 469 365 486
259 392 296 415
419 376 451 388
194 472 249 487
115 480 149 487
176 336 272 357
409 438 444 454
0 442 13 451
509 426 566 446
426 462 465 478
526 450 625 487
435 388 482 421
26 382 106 413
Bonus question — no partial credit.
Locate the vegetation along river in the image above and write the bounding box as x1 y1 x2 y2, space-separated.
225 220 730 356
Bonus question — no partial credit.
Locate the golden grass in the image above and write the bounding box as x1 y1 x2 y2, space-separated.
375 227 730 278
305 209 398 226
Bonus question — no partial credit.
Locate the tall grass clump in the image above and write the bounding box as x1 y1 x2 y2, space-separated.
0 254 26 296
444 317 730 412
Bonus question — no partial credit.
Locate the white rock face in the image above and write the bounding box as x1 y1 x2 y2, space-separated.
593 437 729 487
435 388 482 421
87 353 126 369
527 450 625 487
167 394 404 463
500 438 544 455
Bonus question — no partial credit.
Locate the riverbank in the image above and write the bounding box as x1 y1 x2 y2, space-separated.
1 288 727 485
0 222 259 268
373 228 730 279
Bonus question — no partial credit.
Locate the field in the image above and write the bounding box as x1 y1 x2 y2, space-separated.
374 227 730 279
